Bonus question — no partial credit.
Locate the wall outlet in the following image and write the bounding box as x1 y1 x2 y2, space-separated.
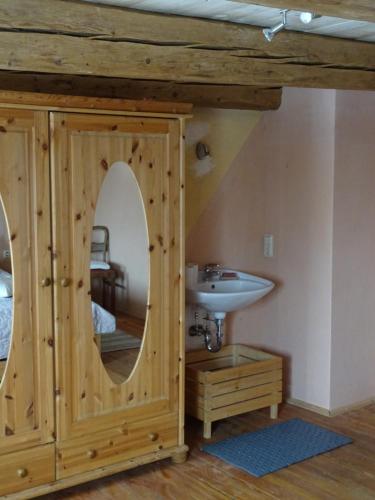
263 234 274 258
2 249 10 259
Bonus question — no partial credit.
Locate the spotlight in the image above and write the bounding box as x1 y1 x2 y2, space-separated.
300 11 315 24
263 10 288 42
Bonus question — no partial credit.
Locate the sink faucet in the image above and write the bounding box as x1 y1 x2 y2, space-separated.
203 263 222 281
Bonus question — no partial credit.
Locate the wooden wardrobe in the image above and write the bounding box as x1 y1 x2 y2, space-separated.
0 91 189 498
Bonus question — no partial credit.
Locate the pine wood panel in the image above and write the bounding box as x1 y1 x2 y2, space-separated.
0 72 282 111
3 444 189 499
0 108 54 458
57 413 178 478
50 113 183 467
0 443 54 496
0 90 191 115
186 346 282 437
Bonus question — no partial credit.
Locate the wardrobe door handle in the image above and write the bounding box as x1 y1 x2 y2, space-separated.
17 468 28 478
87 449 97 459
41 277 51 287
61 278 70 287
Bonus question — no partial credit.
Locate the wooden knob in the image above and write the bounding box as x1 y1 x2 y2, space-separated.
148 432 159 442
17 468 28 478
41 277 51 287
61 278 70 287
87 449 97 459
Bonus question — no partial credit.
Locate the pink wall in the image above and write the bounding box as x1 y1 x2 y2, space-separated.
187 88 336 409
330 91 375 408
187 88 375 410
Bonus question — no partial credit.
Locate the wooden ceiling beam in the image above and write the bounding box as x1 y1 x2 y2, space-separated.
0 72 282 110
0 0 373 91
232 1 375 23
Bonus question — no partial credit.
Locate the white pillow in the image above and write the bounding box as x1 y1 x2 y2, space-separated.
0 269 12 298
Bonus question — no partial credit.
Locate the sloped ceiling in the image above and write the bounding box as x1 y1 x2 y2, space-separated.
83 0 375 42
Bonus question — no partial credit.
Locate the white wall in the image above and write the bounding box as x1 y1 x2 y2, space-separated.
94 162 148 319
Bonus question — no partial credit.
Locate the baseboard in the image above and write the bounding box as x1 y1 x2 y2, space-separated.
329 397 375 417
287 396 375 417
286 398 330 417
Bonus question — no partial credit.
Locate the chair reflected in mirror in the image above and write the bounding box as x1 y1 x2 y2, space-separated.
90 224 145 383
91 225 117 313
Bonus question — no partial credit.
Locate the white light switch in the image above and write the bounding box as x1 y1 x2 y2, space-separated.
263 234 274 258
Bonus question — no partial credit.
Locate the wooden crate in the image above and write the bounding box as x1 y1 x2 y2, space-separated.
186 344 282 438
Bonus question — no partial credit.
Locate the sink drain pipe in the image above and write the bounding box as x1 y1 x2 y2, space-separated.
189 312 225 353
203 317 224 353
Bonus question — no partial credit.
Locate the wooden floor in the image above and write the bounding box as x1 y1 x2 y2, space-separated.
101 348 140 383
41 402 375 499
116 313 145 339
99 312 145 382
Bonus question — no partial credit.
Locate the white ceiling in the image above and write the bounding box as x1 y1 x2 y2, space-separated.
84 0 375 42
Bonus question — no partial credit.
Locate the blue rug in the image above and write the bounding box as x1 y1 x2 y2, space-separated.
202 418 352 477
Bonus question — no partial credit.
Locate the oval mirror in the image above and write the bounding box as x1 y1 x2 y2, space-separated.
91 162 149 384
0 197 13 387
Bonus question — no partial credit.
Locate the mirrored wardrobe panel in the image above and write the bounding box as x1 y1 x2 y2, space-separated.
91 161 149 384
51 112 183 451
0 198 13 383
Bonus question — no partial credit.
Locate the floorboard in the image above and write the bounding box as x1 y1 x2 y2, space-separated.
41 403 375 499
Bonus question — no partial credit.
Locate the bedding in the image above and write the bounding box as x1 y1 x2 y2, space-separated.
0 298 116 359
90 260 110 270
0 270 12 298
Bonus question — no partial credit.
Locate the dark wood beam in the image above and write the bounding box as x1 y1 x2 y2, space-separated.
0 72 282 110
0 0 373 90
232 1 375 23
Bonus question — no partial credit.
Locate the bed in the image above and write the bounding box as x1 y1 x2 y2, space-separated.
0 297 116 360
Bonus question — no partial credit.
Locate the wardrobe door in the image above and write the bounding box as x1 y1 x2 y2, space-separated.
0 108 55 493
50 113 183 477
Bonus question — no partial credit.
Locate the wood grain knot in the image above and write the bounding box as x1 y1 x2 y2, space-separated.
132 140 139 153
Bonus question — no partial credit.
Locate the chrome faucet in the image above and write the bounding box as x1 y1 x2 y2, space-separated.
203 263 222 281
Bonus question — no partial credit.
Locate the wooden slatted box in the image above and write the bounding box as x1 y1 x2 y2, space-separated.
186 344 282 438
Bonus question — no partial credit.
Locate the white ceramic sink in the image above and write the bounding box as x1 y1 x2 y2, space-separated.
186 270 274 318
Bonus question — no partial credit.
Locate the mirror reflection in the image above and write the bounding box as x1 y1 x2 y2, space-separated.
91 162 149 384
0 199 13 384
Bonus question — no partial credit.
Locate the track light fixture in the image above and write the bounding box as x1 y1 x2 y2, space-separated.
300 11 317 24
263 9 288 42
